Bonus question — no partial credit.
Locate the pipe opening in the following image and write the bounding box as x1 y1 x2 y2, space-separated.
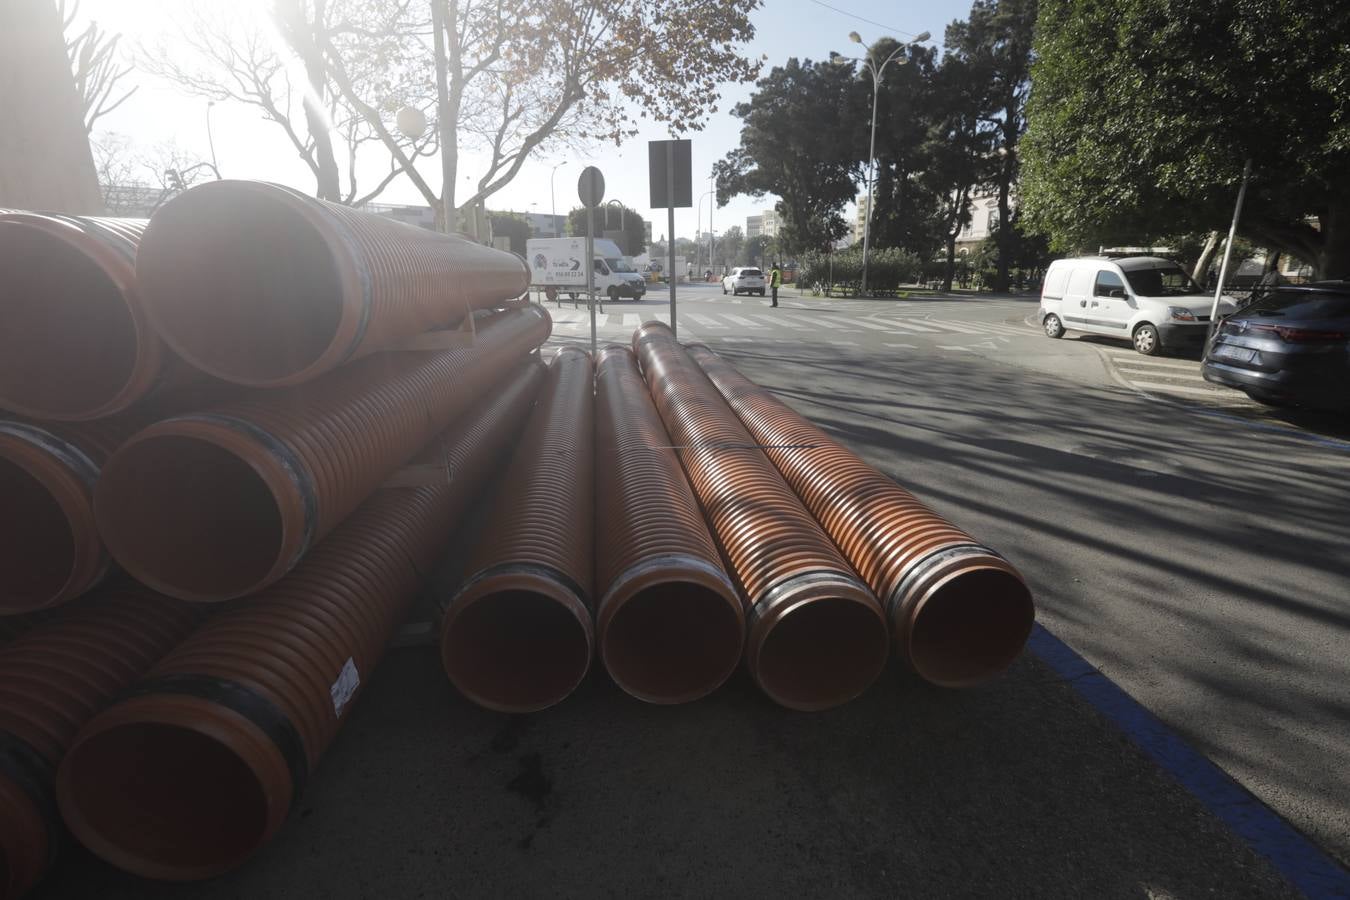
98 436 282 599
909 569 1035 686
139 190 342 383
61 722 269 875
445 590 591 712
0 457 74 610
0 225 137 416
757 598 889 710
602 581 743 704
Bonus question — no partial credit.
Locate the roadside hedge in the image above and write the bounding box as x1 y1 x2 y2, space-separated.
798 247 923 295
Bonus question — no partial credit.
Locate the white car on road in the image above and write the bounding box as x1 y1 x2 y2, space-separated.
722 267 766 296
1039 256 1236 355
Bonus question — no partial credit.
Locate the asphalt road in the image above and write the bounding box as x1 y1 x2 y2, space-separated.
36 287 1347 898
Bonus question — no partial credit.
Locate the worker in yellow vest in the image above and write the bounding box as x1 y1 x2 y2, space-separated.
769 262 782 308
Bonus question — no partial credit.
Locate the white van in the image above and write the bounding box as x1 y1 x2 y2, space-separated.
526 237 647 301
1039 256 1237 355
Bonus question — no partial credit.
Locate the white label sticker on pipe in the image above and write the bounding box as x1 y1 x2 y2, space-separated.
330 657 361 717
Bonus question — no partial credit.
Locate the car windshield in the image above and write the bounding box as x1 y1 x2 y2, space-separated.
605 257 635 273
1239 288 1350 320
1122 263 1201 297
740 269 762 277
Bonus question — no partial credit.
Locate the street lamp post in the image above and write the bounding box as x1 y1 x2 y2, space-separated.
550 162 567 236
840 29 930 296
696 189 714 275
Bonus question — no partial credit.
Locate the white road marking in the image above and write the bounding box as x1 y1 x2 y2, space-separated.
722 314 761 328
686 314 723 328
622 314 641 329
1126 381 1235 397
828 340 859 347
878 319 942 332
921 320 984 334
883 343 918 349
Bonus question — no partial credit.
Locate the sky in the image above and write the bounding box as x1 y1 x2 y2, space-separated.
78 0 972 243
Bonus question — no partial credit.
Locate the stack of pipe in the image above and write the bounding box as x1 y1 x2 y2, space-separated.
93 304 552 602
133 180 531 388
0 213 188 422
440 347 595 713
57 362 544 882
0 416 143 614
632 322 890 711
686 344 1035 686
0 586 204 900
593 345 744 704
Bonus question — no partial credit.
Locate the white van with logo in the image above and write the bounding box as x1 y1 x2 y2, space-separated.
526 237 647 301
1039 256 1237 355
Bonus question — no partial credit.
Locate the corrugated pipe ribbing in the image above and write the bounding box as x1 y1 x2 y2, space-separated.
0 586 203 900
441 347 595 713
632 323 888 711
57 360 545 883
134 180 532 388
0 214 194 421
593 345 743 704
686 344 1035 687
93 304 551 602
0 416 143 614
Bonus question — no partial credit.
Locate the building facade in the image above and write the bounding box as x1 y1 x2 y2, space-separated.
746 214 763 238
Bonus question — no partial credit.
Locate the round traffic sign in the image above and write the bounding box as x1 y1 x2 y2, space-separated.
578 166 605 208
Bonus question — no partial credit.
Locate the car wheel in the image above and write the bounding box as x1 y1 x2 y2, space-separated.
722 284 727 294
1244 389 1294 408
1043 314 1065 339
567 292 577 301
608 286 620 303
1133 323 1161 355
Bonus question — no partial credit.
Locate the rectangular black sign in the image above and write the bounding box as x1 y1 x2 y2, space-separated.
648 139 692 209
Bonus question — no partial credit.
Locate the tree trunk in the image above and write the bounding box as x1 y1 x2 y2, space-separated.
0 0 102 213
943 234 957 292
277 0 340 201
994 162 1012 292
1191 230 1220 283
1315 199 1350 280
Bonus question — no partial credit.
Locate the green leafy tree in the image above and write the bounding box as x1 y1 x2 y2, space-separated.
718 224 744 268
855 40 945 256
1021 0 1350 278
741 234 773 266
715 57 867 254
565 202 648 255
945 0 1037 291
487 211 531 254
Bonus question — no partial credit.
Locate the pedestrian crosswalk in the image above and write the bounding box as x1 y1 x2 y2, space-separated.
1098 347 1249 404
543 306 1033 343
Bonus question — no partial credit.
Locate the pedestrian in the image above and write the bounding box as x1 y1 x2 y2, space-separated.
769 262 782 307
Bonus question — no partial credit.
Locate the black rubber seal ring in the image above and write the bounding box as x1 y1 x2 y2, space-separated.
118 674 309 807
456 561 592 614
170 413 319 574
0 730 63 868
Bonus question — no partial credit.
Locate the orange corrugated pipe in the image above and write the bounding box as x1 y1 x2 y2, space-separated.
686 344 1035 687
93 304 551 602
441 347 595 713
632 323 889 711
593 345 744 704
57 361 544 883
134 180 532 388
0 416 144 614
0 585 204 900
0 213 195 421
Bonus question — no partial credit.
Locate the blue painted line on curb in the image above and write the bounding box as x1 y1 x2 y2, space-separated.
1027 624 1350 899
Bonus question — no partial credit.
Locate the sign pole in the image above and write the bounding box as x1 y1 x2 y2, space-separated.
1208 158 1253 340
667 142 677 339
587 205 597 355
